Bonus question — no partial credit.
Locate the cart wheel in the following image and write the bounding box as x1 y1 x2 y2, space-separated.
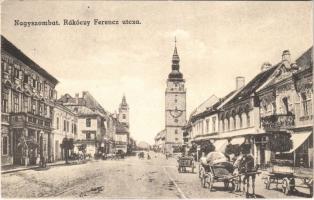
265 176 271 190
282 178 290 195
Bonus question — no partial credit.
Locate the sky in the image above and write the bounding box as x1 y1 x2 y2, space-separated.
1 1 313 144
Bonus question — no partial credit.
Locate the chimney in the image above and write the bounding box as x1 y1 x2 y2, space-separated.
75 93 79 104
282 50 291 62
261 62 272 72
236 76 245 90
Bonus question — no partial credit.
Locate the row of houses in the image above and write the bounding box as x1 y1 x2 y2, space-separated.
155 47 313 168
1 35 135 166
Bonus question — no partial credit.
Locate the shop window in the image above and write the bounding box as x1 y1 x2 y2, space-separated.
2 136 8 155
86 118 91 127
1 91 9 113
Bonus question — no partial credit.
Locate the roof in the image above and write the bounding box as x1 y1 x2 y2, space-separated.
295 47 313 71
226 65 277 105
76 106 98 117
116 123 129 134
191 95 219 116
189 91 236 123
1 35 58 85
58 91 107 117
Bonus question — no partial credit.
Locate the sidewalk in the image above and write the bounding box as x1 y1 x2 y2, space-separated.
1 160 76 174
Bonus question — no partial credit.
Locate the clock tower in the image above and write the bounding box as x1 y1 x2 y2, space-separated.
165 40 186 154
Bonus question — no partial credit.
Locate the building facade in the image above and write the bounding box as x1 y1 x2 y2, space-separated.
57 92 107 156
52 103 77 161
258 48 313 167
1 36 58 166
165 43 187 154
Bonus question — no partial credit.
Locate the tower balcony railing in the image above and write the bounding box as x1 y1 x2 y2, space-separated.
261 114 295 130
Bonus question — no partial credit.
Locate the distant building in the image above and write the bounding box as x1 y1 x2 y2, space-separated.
1 36 58 166
164 42 187 154
154 129 166 153
57 92 107 156
114 95 130 154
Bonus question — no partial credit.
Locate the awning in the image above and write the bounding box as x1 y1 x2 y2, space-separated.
284 131 312 153
230 137 245 145
214 139 228 152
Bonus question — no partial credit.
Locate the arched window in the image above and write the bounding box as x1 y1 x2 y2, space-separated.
233 116 236 130
239 114 243 128
246 112 250 127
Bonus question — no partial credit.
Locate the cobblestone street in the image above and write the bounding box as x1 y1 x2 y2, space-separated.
1 152 311 198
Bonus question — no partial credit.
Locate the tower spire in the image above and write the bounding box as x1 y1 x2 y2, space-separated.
168 37 183 80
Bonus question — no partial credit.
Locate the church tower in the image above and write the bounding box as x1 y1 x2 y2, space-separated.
119 95 129 128
165 39 186 153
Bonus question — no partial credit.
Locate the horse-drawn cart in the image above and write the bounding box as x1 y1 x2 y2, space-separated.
177 156 195 173
264 165 313 196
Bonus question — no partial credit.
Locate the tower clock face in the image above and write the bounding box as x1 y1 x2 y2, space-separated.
170 110 183 118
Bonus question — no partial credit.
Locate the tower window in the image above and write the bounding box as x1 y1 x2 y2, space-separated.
122 114 126 119
86 118 91 127
174 119 178 123
175 130 178 134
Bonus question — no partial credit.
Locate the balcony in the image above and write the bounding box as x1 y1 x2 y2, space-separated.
10 112 52 129
261 114 295 130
